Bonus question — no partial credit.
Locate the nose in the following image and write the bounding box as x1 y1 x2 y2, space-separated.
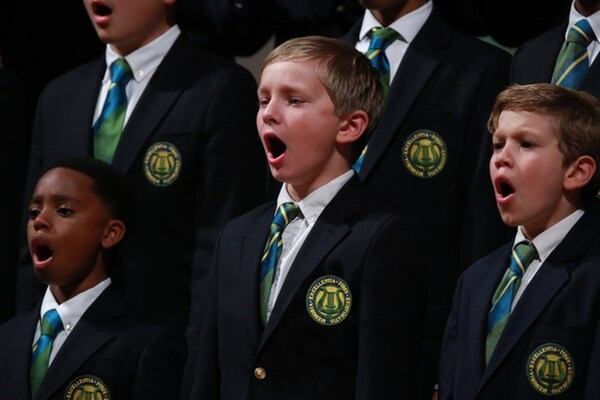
492 144 512 169
259 98 279 125
32 210 50 232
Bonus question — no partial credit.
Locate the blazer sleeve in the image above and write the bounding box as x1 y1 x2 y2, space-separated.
191 65 267 306
437 272 465 400
355 215 425 399
584 320 600 399
182 229 222 400
460 51 513 267
131 327 187 399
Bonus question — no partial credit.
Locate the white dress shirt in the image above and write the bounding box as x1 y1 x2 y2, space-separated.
355 1 432 83
511 209 584 309
33 278 111 365
93 25 181 127
568 2 600 64
265 170 354 320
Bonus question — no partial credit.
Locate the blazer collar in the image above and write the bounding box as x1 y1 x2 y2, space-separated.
257 176 366 351
478 210 600 393
4 309 39 400
357 9 449 179
35 286 126 400
110 34 194 173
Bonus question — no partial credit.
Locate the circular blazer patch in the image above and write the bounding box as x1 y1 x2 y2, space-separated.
64 375 110 400
143 141 182 187
527 343 575 396
306 275 352 326
402 130 447 178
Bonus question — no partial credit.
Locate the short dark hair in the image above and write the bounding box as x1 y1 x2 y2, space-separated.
40 157 132 225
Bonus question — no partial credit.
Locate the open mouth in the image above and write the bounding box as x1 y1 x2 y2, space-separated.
494 177 515 199
92 1 112 17
35 244 53 262
31 239 54 269
264 134 287 159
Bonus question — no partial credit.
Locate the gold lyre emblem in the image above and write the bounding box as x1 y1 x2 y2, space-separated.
306 275 352 326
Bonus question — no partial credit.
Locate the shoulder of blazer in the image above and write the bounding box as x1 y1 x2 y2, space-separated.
413 8 510 64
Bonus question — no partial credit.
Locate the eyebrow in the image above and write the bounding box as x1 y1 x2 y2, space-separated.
30 194 82 204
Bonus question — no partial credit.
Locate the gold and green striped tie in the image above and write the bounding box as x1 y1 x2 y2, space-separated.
552 19 596 89
353 27 399 173
485 241 537 364
259 202 300 325
93 58 133 163
30 309 63 398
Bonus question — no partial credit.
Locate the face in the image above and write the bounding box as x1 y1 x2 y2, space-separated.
83 0 174 55
359 0 424 25
28 168 120 299
490 110 575 238
257 60 348 199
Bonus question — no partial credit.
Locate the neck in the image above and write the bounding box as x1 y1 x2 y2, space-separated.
370 0 427 26
576 0 600 17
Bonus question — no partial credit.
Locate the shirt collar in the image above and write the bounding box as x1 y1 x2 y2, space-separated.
514 209 584 263
568 1 600 42
276 170 354 224
40 278 112 333
358 0 433 43
104 24 181 84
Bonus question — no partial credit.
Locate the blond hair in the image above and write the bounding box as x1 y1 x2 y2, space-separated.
262 36 384 138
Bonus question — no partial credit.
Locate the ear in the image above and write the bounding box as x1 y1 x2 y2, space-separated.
336 110 369 145
564 155 596 191
101 219 126 250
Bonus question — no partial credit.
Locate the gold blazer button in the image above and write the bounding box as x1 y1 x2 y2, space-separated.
254 367 267 380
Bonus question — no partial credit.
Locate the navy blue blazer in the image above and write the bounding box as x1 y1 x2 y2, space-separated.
183 176 424 399
511 22 600 96
342 8 512 397
16 34 267 328
440 209 600 399
0 285 185 400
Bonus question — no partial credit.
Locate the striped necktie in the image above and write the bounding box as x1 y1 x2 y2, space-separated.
485 241 537 364
353 27 399 173
552 19 596 88
259 202 301 325
30 309 63 398
93 58 133 163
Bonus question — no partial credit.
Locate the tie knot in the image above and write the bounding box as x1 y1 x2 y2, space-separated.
510 241 537 275
368 27 399 51
272 202 301 231
40 309 63 338
110 58 133 86
567 19 596 46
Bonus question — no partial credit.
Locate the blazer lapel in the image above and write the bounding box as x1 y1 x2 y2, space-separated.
358 10 445 179
520 24 565 84
466 245 512 381
58 60 105 159
478 211 600 392
239 205 274 346
258 177 364 350
111 35 193 173
583 48 600 94
4 310 38 400
35 287 125 400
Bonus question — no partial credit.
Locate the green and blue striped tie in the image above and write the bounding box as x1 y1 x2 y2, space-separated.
485 241 537 364
93 58 133 163
259 202 300 325
552 19 596 89
30 309 63 398
353 27 398 173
